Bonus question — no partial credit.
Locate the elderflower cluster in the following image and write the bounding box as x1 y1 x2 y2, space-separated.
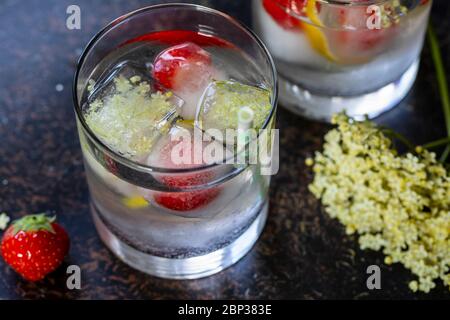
85 76 176 158
308 113 450 293
0 212 10 230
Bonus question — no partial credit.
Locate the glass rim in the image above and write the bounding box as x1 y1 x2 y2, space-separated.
73 3 278 174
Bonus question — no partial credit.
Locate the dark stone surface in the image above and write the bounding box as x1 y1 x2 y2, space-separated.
0 0 448 299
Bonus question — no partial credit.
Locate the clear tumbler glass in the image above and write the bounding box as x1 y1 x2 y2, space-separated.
253 0 432 121
73 4 278 279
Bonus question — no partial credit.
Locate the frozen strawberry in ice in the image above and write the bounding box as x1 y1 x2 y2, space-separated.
153 42 222 119
149 125 221 212
153 42 212 90
262 0 305 30
154 174 220 212
327 0 396 63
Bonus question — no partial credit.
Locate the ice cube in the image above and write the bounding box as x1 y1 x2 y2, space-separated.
83 61 184 161
195 80 272 145
175 68 226 121
141 121 233 213
146 121 233 169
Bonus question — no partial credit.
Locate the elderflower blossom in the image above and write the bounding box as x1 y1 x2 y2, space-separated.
309 113 450 293
0 212 10 230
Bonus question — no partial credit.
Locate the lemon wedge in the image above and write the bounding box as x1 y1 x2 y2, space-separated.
122 196 149 209
303 0 337 62
177 118 195 127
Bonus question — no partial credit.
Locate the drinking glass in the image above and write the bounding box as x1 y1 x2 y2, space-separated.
73 4 278 279
253 0 432 121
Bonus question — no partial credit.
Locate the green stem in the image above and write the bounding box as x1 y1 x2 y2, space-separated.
422 137 450 149
381 128 415 151
428 24 450 138
440 145 450 163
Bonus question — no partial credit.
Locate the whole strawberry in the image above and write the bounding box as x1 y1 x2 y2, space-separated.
1 214 69 281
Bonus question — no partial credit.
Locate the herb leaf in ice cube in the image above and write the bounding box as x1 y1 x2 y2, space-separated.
84 76 182 159
196 80 272 138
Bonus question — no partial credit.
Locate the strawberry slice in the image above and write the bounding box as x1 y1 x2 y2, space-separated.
153 42 213 91
152 129 220 212
263 0 306 30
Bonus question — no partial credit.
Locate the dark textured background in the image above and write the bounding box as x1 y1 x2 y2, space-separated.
0 0 448 299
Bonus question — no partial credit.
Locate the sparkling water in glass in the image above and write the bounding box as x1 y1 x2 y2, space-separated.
73 4 278 279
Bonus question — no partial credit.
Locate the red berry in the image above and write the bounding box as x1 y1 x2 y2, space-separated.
1 214 70 282
152 132 220 212
154 173 220 212
104 154 118 175
153 42 213 91
263 0 305 30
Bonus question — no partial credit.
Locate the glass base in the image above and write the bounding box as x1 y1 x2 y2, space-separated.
279 60 419 122
91 202 268 279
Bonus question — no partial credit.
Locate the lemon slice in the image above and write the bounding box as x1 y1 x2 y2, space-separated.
177 118 195 127
303 0 337 62
122 196 149 209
